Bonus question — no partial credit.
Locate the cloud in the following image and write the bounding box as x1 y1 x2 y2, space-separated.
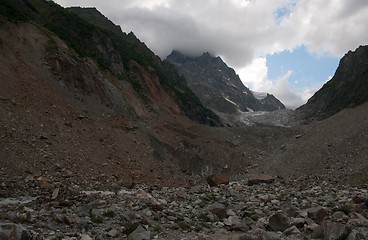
54 0 368 107
54 0 368 64
279 0 368 57
239 58 323 109
238 57 269 90
54 0 291 67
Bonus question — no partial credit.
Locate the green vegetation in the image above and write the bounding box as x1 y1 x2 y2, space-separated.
0 0 221 126
0 0 33 21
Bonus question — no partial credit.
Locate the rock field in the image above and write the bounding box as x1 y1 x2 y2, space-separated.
1 177 367 239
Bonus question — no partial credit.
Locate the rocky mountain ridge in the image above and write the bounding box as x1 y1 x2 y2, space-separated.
297 45 368 120
0 0 221 126
166 51 285 123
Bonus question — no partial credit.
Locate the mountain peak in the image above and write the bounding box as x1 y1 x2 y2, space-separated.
201 52 215 58
166 51 285 120
297 45 368 120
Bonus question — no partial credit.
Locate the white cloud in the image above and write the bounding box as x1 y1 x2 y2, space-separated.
279 0 368 56
54 0 368 65
238 57 269 90
54 0 368 107
239 58 323 109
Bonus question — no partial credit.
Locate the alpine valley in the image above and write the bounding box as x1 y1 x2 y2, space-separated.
0 1 367 239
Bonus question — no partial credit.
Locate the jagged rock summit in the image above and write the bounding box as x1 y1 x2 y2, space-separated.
166 51 285 118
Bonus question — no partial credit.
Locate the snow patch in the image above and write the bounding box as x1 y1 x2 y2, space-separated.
223 95 238 106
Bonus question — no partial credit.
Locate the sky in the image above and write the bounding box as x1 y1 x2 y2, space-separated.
54 0 368 108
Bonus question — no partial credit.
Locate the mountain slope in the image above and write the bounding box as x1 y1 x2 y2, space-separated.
0 0 299 193
0 0 221 126
67 7 123 36
166 51 285 115
251 46 368 183
256 102 368 184
297 45 368 120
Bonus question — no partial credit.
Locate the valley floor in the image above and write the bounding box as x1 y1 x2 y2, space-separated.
0 177 367 239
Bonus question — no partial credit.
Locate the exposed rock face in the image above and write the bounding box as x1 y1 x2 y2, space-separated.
68 7 222 126
0 0 221 126
297 45 368 120
166 51 285 116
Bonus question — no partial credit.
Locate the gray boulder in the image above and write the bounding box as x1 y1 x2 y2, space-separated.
323 220 350 240
268 213 290 232
128 225 151 240
0 223 32 240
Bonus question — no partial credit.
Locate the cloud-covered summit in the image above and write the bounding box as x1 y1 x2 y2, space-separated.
55 0 368 66
54 0 368 108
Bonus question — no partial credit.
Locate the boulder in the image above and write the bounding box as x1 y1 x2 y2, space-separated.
311 225 324 239
352 195 364 204
268 213 290 232
284 225 301 236
247 175 275 186
332 211 349 223
80 234 93 240
224 215 241 227
206 174 229 187
346 230 367 240
323 220 349 240
347 212 368 228
290 217 305 228
128 225 151 240
306 207 329 224
0 223 32 240
107 229 119 237
37 176 52 189
206 203 227 220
